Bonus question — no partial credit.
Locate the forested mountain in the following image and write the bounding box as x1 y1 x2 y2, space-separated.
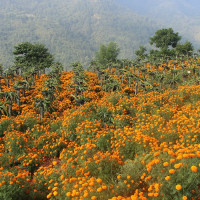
1 0 200 68
0 0 159 68
117 0 200 47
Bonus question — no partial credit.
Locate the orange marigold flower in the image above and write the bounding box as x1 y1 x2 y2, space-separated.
174 163 181 169
96 178 102 183
169 169 175 174
66 192 71 197
176 184 182 190
60 174 64 180
154 192 159 197
182 196 187 200
117 175 121 179
127 175 131 179
170 159 175 163
54 182 59 187
163 162 169 167
102 185 107 190
97 187 102 192
191 166 198 172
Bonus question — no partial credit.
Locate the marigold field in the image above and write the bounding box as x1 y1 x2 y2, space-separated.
0 60 199 200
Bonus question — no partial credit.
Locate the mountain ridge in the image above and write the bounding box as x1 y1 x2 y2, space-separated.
0 0 199 68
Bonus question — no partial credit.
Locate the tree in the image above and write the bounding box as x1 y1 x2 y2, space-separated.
50 62 64 74
150 28 181 49
13 42 54 74
175 41 194 56
150 28 181 57
0 64 3 77
95 41 120 65
135 45 147 60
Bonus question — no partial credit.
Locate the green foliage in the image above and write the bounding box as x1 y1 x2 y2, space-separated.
96 132 112 152
116 158 147 196
150 28 181 50
95 41 120 65
18 117 39 133
135 45 147 60
176 41 194 56
0 119 15 137
13 42 54 73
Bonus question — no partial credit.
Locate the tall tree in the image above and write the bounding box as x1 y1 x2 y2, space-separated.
13 42 54 75
150 28 181 50
149 28 181 57
95 41 120 66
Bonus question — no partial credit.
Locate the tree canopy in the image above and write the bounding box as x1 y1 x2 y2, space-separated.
95 41 120 66
13 42 54 73
176 41 194 56
150 28 181 50
144 28 194 58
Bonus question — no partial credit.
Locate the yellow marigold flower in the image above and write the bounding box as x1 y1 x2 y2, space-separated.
165 176 170 181
47 193 52 199
52 187 58 191
52 161 57 166
53 191 58 196
54 182 59 187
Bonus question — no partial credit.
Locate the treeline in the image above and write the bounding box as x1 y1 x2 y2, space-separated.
0 28 200 121
0 28 198 75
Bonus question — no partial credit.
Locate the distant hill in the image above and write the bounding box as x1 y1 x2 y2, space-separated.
1 0 200 68
0 0 160 68
117 0 200 47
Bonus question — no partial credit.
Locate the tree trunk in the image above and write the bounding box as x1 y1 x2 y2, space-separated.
135 82 138 95
8 103 12 116
6 79 9 87
40 105 44 121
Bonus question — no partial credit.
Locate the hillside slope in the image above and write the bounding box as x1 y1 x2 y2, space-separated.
0 0 159 68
